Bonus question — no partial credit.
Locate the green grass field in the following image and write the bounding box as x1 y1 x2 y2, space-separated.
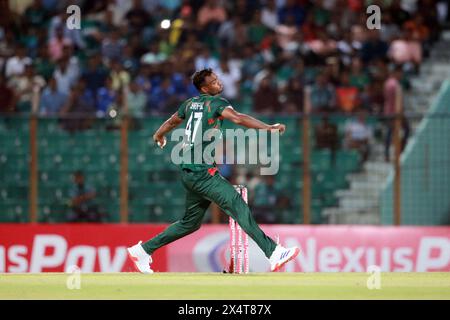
0 273 449 300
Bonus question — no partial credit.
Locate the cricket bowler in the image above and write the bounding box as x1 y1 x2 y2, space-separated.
127 68 300 273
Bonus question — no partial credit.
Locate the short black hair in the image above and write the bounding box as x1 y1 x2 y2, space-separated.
191 68 213 91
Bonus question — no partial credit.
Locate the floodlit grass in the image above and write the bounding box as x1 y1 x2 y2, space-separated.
0 272 449 300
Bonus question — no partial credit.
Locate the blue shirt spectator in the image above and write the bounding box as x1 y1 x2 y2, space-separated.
97 77 117 114
148 78 177 114
278 0 307 26
39 77 67 115
360 31 389 64
82 54 108 96
310 73 336 113
101 29 125 63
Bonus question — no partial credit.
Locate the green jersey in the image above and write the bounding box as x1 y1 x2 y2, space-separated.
177 93 231 171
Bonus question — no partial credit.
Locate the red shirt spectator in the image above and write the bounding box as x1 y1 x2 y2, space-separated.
336 72 359 112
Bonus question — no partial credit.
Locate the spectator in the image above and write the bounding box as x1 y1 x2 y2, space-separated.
337 31 356 67
34 45 55 81
349 57 370 90
261 0 279 30
0 74 17 113
0 29 15 72
276 14 298 51
125 0 151 33
8 64 46 112
278 0 307 26
48 10 85 50
121 45 139 75
147 77 177 114
360 82 384 114
344 111 373 163
60 81 96 132
101 28 125 63
388 31 422 71
389 0 411 26
360 29 389 64
383 66 410 162
68 171 102 223
194 46 219 72
81 54 108 96
5 45 32 78
97 76 117 116
53 58 79 95
127 80 147 119
283 77 304 113
110 59 130 91
247 10 269 45
218 16 248 49
253 76 280 114
215 59 241 101
301 12 319 43
335 72 360 112
240 44 264 80
380 12 401 43
312 0 331 28
134 63 152 93
197 0 227 34
158 30 175 58
61 43 80 79
39 77 67 116
315 115 338 165
24 0 49 28
48 26 72 62
107 0 133 27
310 73 336 113
141 42 167 65
307 31 337 60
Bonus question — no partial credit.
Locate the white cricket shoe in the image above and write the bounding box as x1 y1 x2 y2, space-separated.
269 244 300 272
127 241 153 274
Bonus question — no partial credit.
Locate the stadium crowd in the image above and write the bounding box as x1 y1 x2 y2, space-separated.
0 0 448 118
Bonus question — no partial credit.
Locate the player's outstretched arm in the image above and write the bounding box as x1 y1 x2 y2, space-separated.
153 112 184 148
221 107 286 134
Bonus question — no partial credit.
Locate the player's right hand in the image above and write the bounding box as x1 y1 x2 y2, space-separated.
153 134 167 148
270 123 286 135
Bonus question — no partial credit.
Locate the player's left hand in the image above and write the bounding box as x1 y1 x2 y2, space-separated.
153 134 167 148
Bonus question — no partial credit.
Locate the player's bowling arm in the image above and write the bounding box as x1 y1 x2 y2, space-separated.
153 112 184 144
221 107 286 134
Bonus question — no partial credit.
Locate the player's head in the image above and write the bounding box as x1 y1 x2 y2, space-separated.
191 68 223 95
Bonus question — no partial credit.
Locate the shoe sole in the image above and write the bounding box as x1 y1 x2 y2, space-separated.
271 247 300 272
